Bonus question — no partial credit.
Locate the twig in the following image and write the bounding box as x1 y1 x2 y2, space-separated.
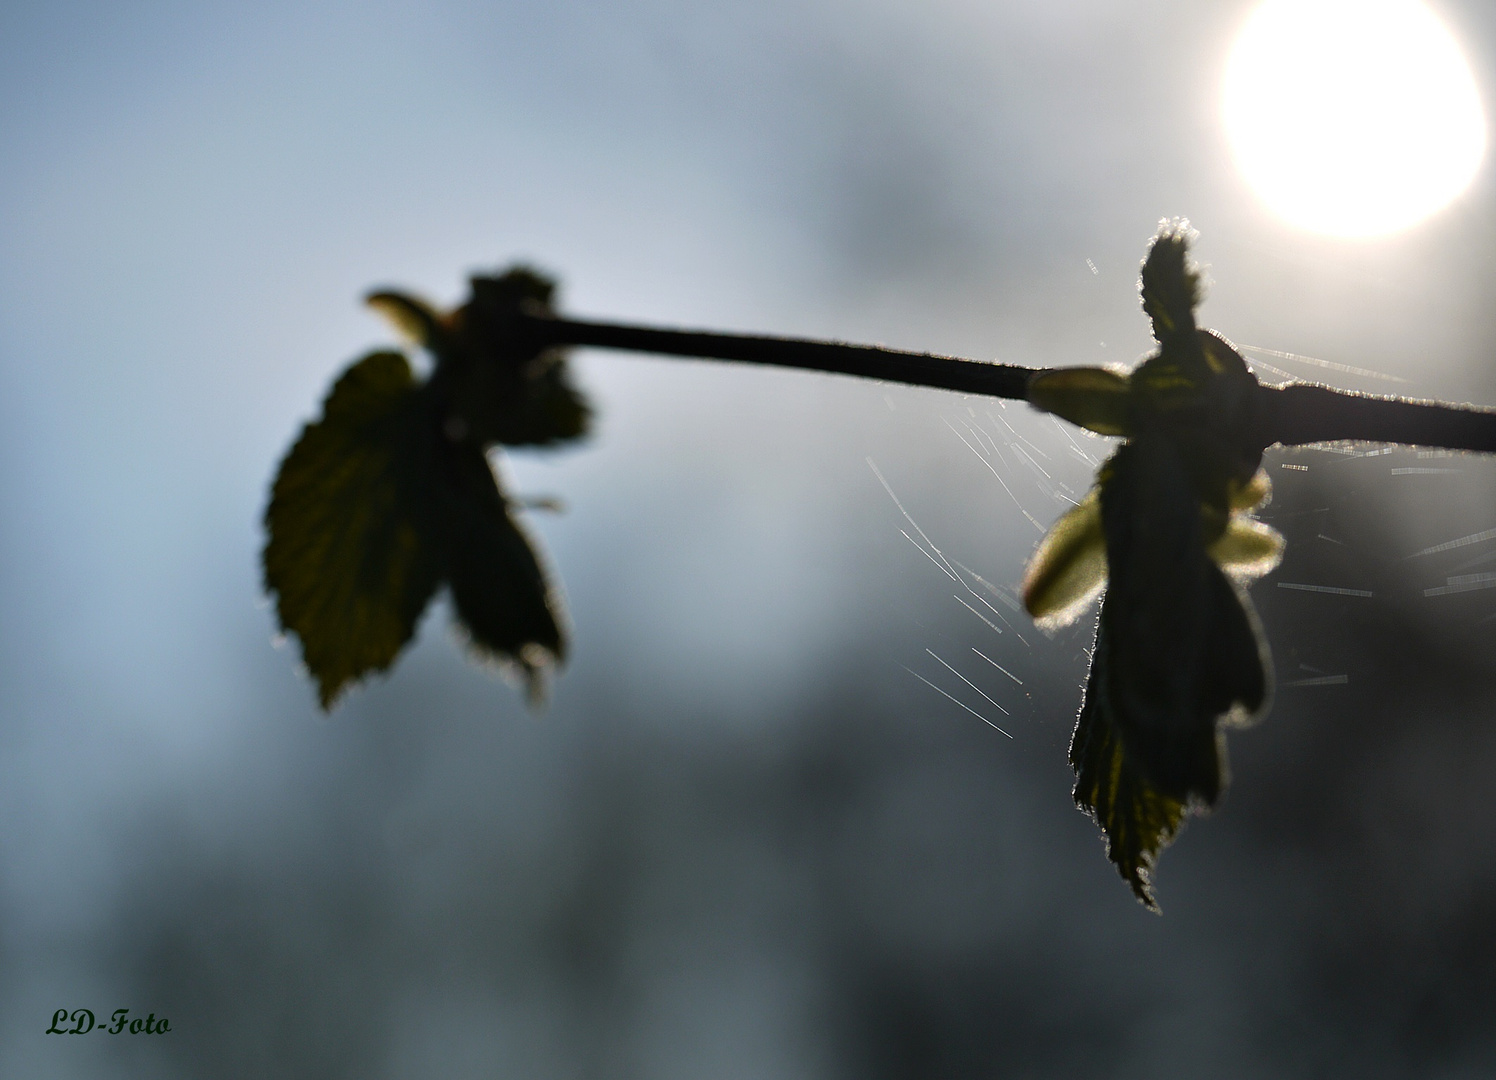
526 314 1035 401
523 312 1496 454
1256 383 1496 453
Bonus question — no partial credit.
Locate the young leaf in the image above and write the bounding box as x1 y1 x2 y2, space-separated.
1026 366 1132 436
1139 219 1201 343
1069 629 1188 912
1208 515 1285 579
267 264 593 709
1021 488 1107 627
1026 227 1286 908
431 441 567 702
430 267 594 449
1098 433 1269 805
263 351 443 708
1227 468 1272 510
482 357 592 448
264 347 573 708
367 291 445 348
1067 435 1272 909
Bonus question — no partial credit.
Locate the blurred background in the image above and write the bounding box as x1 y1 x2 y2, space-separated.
3 0 1496 1076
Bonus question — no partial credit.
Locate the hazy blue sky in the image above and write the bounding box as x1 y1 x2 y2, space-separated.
3 2 1496 1077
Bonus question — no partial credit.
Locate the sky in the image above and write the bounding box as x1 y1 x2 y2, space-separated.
2 0 1496 1076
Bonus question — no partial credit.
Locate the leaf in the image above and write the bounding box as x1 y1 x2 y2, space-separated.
1021 487 1108 627
1041 226 1281 908
1208 515 1285 579
1139 219 1201 343
394 266 593 450
1069 437 1271 910
367 291 445 347
263 351 442 708
1069 624 1189 913
1096 435 1270 807
483 357 593 448
430 442 567 702
1026 367 1131 436
269 263 595 710
264 349 573 709
1227 468 1272 510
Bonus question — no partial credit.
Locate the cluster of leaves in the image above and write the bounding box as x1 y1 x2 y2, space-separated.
1022 222 1283 908
263 222 1392 910
263 269 590 708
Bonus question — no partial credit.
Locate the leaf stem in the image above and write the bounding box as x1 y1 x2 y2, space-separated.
524 312 1496 454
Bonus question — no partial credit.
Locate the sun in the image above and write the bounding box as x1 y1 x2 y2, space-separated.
1223 0 1487 238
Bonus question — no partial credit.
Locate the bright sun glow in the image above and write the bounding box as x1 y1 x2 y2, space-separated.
1223 0 1486 237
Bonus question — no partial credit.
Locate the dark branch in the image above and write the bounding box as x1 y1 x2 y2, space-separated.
525 314 1036 401
1257 383 1496 453
522 312 1496 455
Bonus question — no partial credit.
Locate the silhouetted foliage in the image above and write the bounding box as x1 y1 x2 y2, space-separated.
264 269 588 707
1023 222 1281 907
264 221 1496 907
